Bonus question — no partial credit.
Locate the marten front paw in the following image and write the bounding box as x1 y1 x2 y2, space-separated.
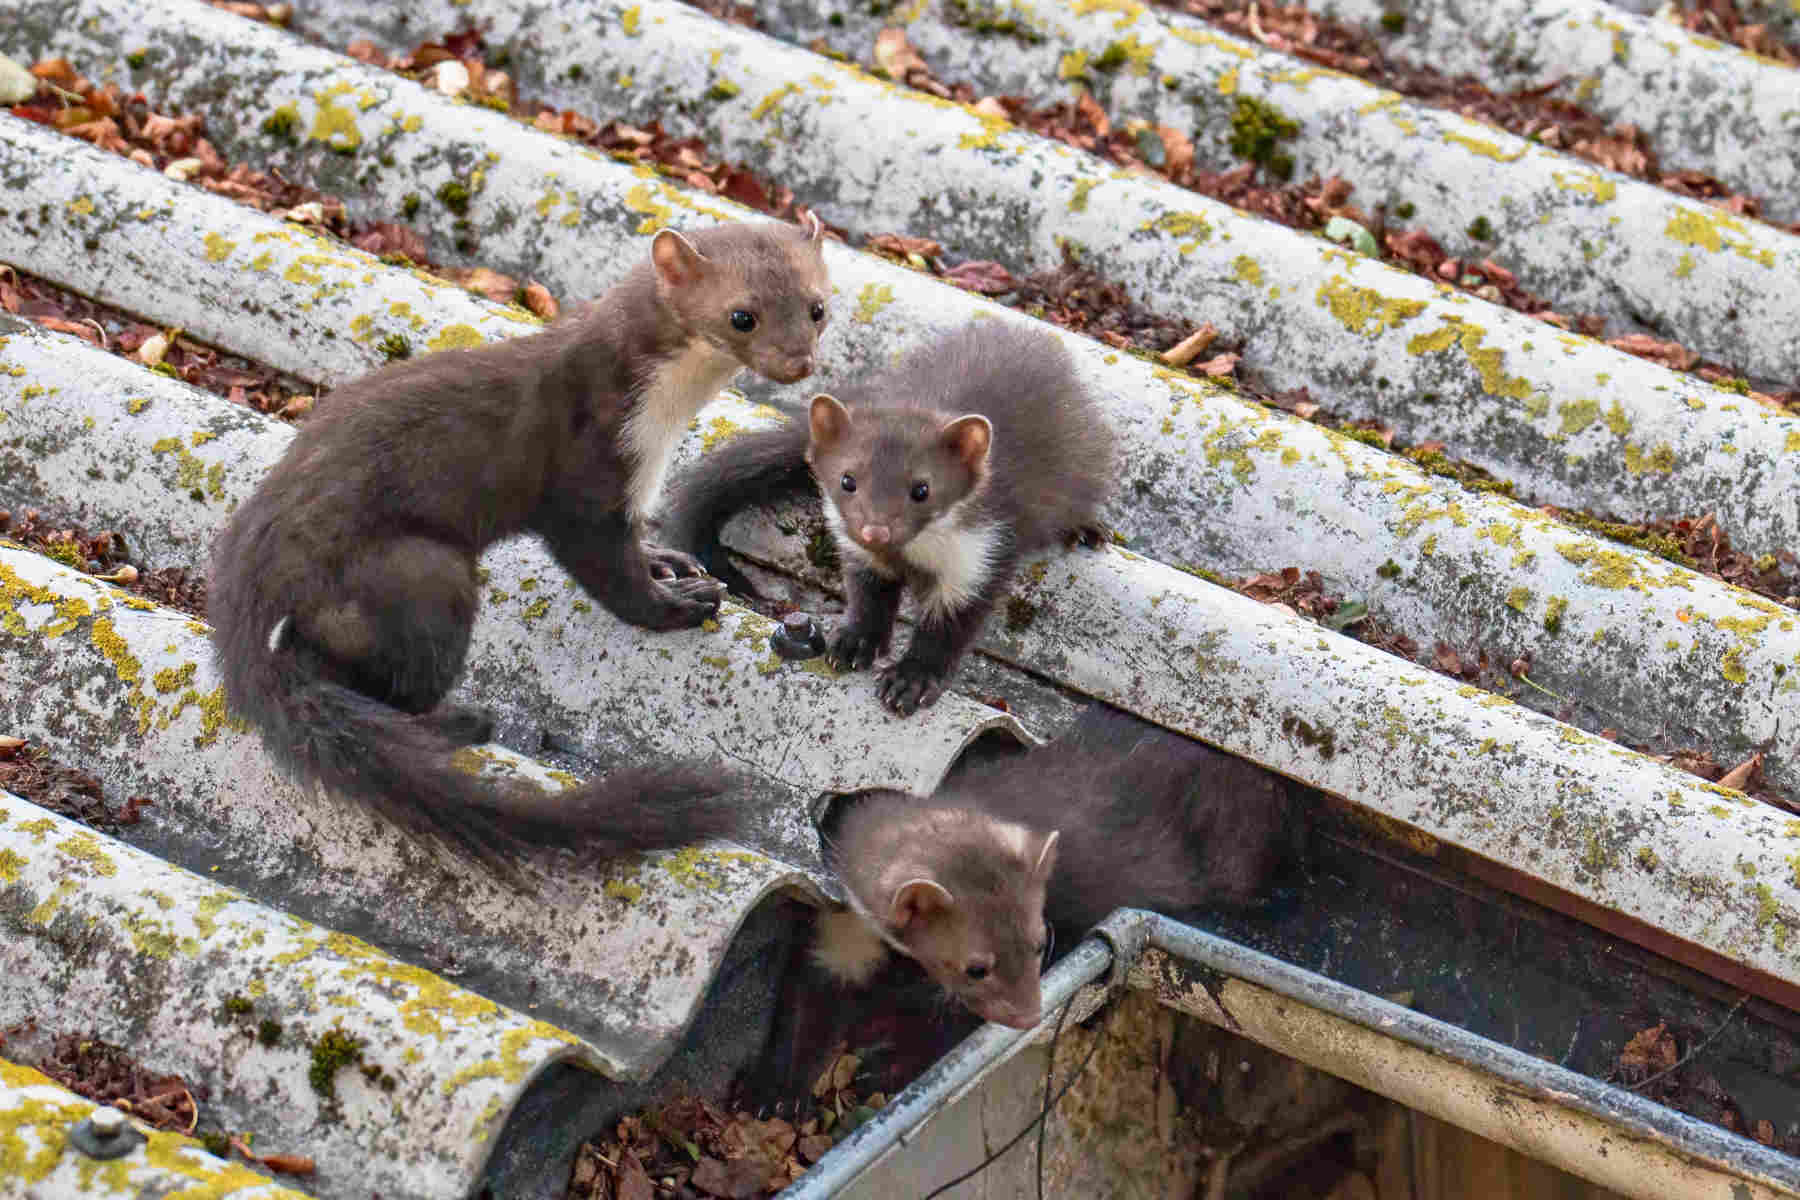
1065 524 1108 550
876 660 945 716
643 542 708 581
826 627 883 673
642 575 727 630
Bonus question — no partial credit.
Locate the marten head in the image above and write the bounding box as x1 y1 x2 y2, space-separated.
649 214 831 384
803 396 992 557
824 797 1057 1030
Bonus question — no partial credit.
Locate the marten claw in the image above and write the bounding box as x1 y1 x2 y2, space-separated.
642 575 726 629
1065 525 1107 550
877 662 944 716
643 542 708 581
826 628 882 672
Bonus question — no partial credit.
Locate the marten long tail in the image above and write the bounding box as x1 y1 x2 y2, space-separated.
213 595 749 886
657 417 814 598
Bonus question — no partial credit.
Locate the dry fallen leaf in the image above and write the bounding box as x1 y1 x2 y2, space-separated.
1716 751 1763 793
872 28 927 79
521 282 559 320
1159 322 1218 367
942 260 1016 295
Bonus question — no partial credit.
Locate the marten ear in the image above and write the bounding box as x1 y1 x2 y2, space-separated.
1031 830 1060 881
937 414 993 473
888 878 955 931
799 210 825 245
651 229 710 291
808 393 854 453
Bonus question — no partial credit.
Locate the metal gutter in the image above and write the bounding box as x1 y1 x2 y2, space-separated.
1303 0 1800 227
788 910 1800 1200
0 1058 306 1199
0 789 637 1200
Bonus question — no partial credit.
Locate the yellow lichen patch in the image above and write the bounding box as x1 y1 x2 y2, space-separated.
1550 170 1616 203
1442 131 1526 161
1232 255 1262 285
324 930 505 1038
1721 645 1749 684
1558 398 1601 436
1315 276 1427 337
426 324 483 353
440 1020 584 1103
1603 401 1630 436
67 195 96 217
621 4 642 33
1555 543 1643 590
27 878 77 926
1357 92 1404 115
1505 587 1532 613
1071 0 1146 28
203 232 237 262
1665 207 1776 268
603 879 643 902
55 831 118 878
1404 318 1532 402
308 88 363 153
1068 178 1100 212
623 181 673 233
1147 211 1214 243
0 848 25 882
751 83 799 121
156 663 199 699
854 282 896 324
1623 441 1677 474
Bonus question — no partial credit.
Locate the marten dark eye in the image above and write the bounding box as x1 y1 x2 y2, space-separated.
965 962 989 981
910 481 929 503
809 301 825 323
840 473 857 494
729 309 756 333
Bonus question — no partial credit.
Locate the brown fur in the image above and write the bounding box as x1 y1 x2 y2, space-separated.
660 322 1116 714
208 218 829 877
818 705 1306 1026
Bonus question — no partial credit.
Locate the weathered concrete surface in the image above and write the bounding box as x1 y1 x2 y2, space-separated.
1305 0 1800 226
746 0 1800 388
17 0 1800 542
0 791 621 1200
0 529 1032 1080
7 8 1800 799
0 1058 305 1200
702 492 1800 1001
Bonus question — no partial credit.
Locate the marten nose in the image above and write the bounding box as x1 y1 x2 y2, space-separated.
859 524 890 546
775 353 813 382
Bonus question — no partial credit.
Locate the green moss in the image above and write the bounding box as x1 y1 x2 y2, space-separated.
1713 376 1751 395
1553 509 1692 568
1004 596 1038 633
1228 96 1300 177
377 332 412 361
260 103 301 143
1375 559 1402 579
944 0 1046 41
258 1018 283 1047
707 80 741 101
1467 215 1495 241
1336 426 1388 450
42 538 85 571
1393 200 1415 219
1636 846 1659 871
401 192 422 219
1379 12 1406 32
126 49 149 69
1403 447 1515 496
1544 595 1569 635
199 1130 231 1157
805 526 841 573
222 993 254 1017
309 1026 366 1100
437 181 471 215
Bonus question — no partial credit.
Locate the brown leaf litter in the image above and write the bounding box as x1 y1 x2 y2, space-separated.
1 506 207 618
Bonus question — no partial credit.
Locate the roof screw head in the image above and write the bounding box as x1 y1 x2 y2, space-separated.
69 1105 142 1160
771 611 827 660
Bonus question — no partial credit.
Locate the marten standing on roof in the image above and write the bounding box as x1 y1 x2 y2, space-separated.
209 217 831 876
660 321 1115 716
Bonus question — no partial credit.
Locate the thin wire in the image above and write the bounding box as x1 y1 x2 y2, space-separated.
1034 997 1074 1200
918 993 1109 1200
1627 994 1751 1093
